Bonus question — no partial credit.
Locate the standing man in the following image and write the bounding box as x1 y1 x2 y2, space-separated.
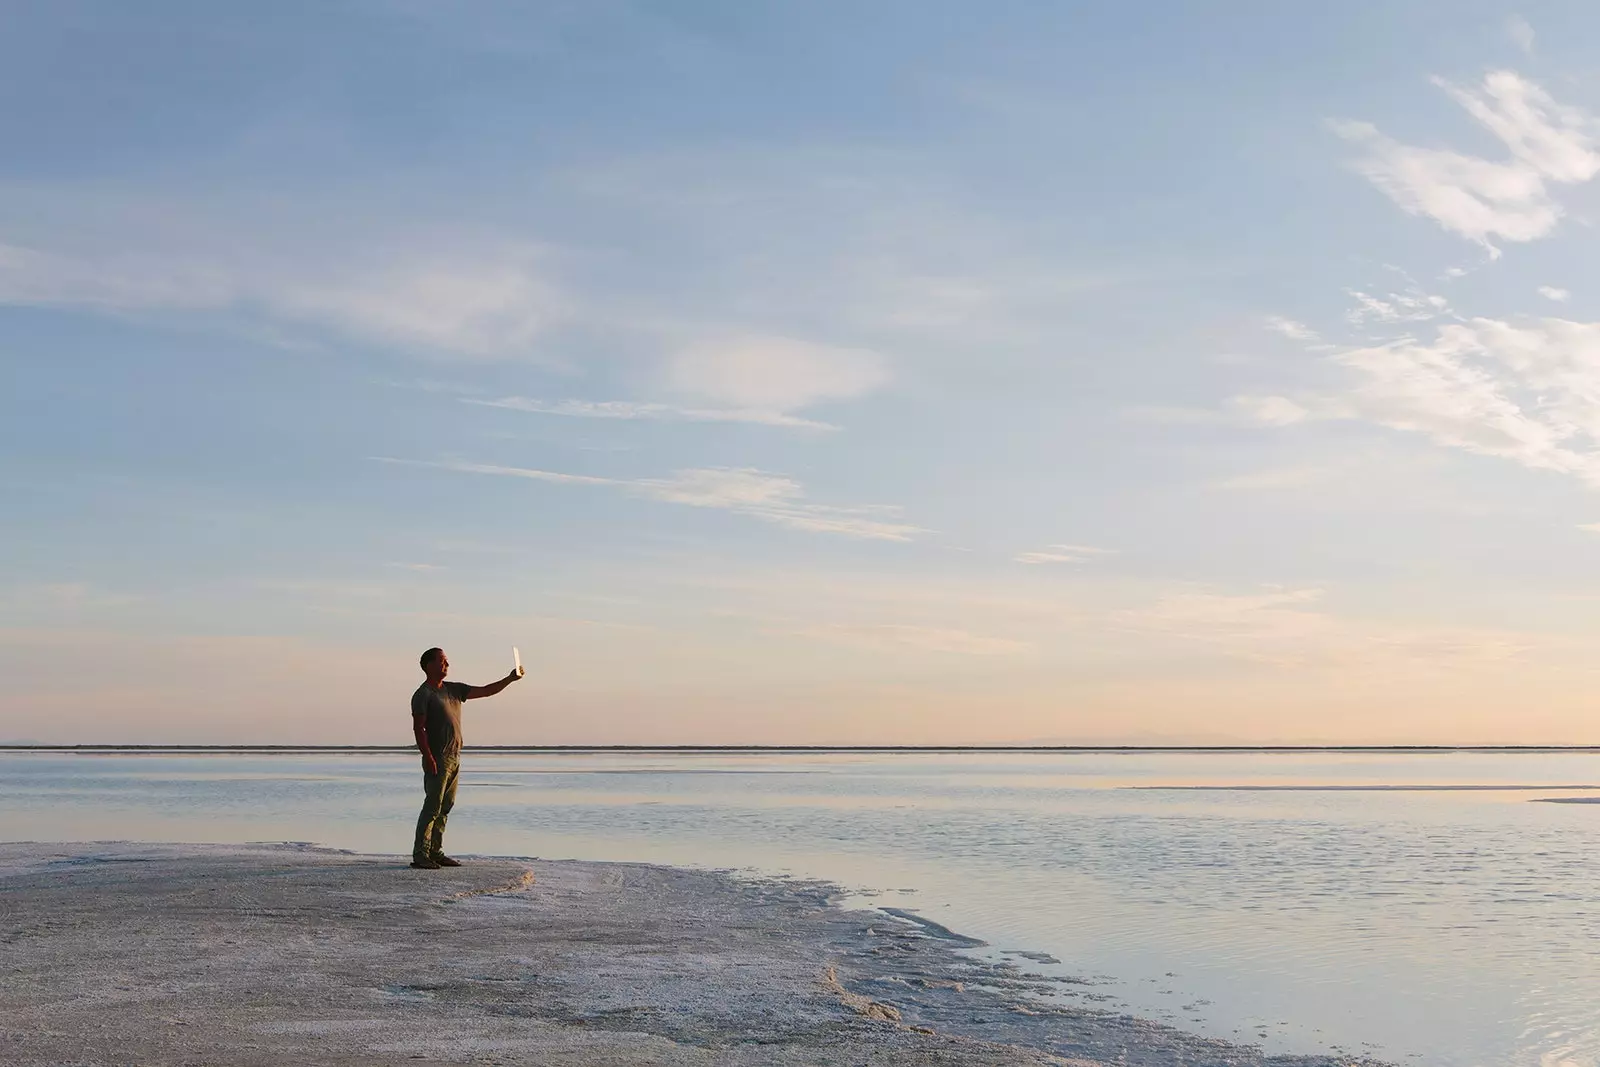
411 647 523 870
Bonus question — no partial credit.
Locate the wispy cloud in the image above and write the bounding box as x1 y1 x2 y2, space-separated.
1014 544 1114 565
665 335 888 411
1508 15 1536 55
1115 586 1528 668
1126 395 1335 428
1344 286 1450 327
0 581 140 614
1120 586 1326 629
463 396 837 431
0 239 563 358
376 459 925 541
1256 90 1600 491
1114 586 1344 667
1230 394 1320 426
1330 317 1600 485
1333 71 1600 253
1263 316 1320 342
1212 461 1354 492
452 337 887 435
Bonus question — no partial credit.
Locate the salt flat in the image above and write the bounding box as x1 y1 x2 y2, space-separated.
0 843 1381 1066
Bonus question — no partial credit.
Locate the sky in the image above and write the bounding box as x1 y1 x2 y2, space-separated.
8 2 1600 744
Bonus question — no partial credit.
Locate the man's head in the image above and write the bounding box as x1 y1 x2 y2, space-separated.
420 647 448 682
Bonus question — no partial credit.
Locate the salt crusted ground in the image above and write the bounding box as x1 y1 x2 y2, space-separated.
0 843 1385 1066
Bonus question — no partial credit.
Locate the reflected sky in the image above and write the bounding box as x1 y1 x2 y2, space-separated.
4 749 1598 1067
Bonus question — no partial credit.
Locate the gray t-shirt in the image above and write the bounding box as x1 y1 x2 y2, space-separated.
412 681 470 762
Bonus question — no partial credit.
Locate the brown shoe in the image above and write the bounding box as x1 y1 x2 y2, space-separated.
410 857 442 869
433 855 463 867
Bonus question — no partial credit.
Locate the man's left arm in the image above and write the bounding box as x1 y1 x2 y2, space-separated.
461 671 523 700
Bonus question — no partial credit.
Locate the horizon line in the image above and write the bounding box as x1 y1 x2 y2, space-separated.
5 744 1600 753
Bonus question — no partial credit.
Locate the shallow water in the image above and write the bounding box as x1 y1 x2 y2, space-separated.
4 748 1597 1067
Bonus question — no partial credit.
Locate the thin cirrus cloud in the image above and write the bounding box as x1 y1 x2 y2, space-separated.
1344 287 1451 327
665 336 889 411
1270 317 1600 488
375 458 925 541
1113 586 1528 668
1230 394 1319 427
1332 70 1600 254
462 396 838 431
1250 74 1600 493
1340 318 1600 485
1263 316 1320 342
1211 461 1352 493
1014 544 1114 565
459 335 892 434
1507 15 1536 55
0 239 563 358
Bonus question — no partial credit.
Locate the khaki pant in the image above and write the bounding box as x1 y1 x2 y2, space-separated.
413 755 460 862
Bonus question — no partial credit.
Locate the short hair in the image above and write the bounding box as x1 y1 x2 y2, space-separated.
419 647 444 671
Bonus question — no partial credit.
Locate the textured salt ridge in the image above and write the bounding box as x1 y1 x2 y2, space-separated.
0 843 1390 1066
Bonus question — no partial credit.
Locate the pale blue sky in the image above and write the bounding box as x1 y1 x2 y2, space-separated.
7 2 1600 744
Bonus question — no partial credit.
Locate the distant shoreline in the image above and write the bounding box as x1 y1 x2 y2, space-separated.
5 743 1600 753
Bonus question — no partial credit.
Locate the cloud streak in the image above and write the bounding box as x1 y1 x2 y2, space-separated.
0 239 563 358
1014 544 1114 565
665 336 889 411
1115 586 1528 668
463 396 837 431
1508 15 1536 55
1334 71 1600 253
1264 316 1320 342
1344 286 1450 327
1332 317 1600 485
1248 315 1600 488
377 459 925 541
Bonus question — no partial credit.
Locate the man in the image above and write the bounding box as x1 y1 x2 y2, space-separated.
410 647 523 869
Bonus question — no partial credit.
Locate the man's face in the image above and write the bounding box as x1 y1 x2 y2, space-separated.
431 652 450 679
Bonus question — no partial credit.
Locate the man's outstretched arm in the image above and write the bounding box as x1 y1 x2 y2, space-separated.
462 671 523 700
412 714 438 775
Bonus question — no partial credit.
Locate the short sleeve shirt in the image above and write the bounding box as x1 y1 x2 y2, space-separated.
412 681 470 761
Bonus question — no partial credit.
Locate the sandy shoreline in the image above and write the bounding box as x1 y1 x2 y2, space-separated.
1 843 1385 1066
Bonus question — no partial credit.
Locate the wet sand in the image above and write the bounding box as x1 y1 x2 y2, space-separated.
0 843 1384 1066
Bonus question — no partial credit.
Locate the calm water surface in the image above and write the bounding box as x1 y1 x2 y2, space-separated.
4 749 1598 1067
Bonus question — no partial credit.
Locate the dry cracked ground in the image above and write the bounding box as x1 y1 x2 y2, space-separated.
0 844 1385 1066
